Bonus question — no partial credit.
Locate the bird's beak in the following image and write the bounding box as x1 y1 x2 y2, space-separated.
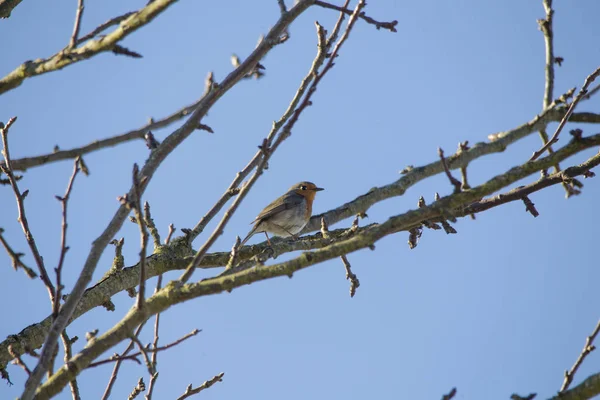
314 187 324 191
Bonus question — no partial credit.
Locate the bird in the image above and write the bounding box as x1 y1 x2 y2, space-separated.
240 181 324 246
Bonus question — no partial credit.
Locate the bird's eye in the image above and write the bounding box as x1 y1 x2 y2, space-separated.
300 185 307 190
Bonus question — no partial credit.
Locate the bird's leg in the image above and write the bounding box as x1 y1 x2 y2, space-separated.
263 232 272 246
278 225 300 241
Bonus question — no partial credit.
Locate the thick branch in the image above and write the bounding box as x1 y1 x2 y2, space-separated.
303 104 595 233
4 130 600 375
0 0 22 18
32 133 600 398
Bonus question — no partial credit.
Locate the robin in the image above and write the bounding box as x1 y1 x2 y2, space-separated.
240 181 324 246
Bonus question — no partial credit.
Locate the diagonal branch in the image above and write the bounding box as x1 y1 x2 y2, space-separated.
0 0 179 96
4 115 600 374
559 319 600 393
1 117 56 303
176 372 225 400
32 132 600 398
178 0 365 284
0 0 22 18
68 0 85 49
530 65 600 161
20 2 317 398
3 96 207 172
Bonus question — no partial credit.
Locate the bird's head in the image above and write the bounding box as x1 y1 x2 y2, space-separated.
291 181 324 202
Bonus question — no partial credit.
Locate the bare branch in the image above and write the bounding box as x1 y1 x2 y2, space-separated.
30 131 600 398
0 227 37 278
185 18 330 244
438 147 462 193
0 0 23 18
68 0 85 49
340 255 359 297
179 0 366 284
277 0 287 14
3 96 206 172
20 4 314 395
130 335 153 375
314 0 398 32
145 268 165 400
128 377 145 400
54 158 81 318
60 331 81 400
176 372 225 400
442 387 457 400
551 372 600 400
9 344 31 376
144 202 161 250
76 11 135 45
164 224 175 245
5 129 600 376
559 319 600 393
100 323 147 400
0 0 179 96
539 0 555 110
122 164 149 309
530 65 600 161
1 117 56 303
89 329 201 369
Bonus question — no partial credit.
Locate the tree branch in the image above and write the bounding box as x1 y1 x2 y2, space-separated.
0 0 22 18
20 2 317 398
314 0 398 32
31 132 600 398
530 65 600 161
0 0 178 96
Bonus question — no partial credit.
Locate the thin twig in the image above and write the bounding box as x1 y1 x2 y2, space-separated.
145 258 165 400
4 96 208 172
54 158 81 318
340 255 360 297
0 228 37 278
539 0 555 110
438 147 462 193
164 223 175 245
530 65 600 161
226 237 241 269
314 0 398 32
442 387 457 400
176 373 225 400
8 345 31 376
129 377 145 400
559 319 600 393
277 0 287 14
68 0 85 49
0 117 56 302
76 11 135 45
144 201 162 249
536 0 577 197
101 322 147 400
60 331 81 400
120 164 149 309
89 329 201 368
130 336 153 375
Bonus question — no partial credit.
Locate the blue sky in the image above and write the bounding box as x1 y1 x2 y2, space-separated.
1 1 600 399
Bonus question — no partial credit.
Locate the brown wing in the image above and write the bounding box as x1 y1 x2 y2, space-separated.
251 191 304 224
